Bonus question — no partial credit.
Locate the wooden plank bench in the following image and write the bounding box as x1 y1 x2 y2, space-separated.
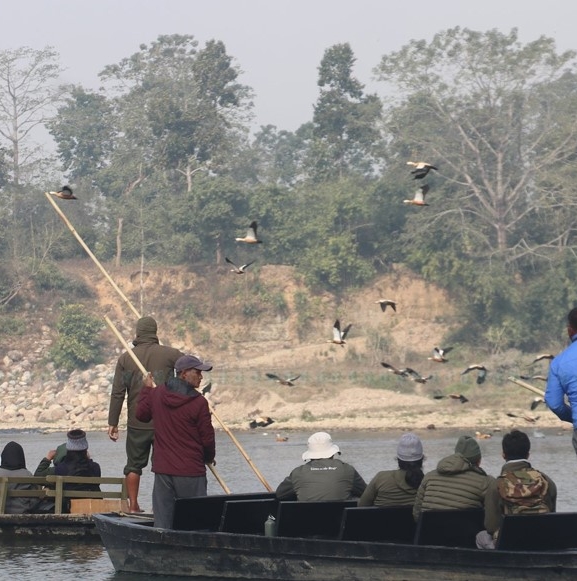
275 500 357 539
172 493 276 531
219 498 279 534
414 509 485 548
496 512 577 551
0 475 127 515
339 505 416 543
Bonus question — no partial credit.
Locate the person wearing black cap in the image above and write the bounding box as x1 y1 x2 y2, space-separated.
413 435 495 522
136 354 216 529
0 441 39 513
108 316 184 513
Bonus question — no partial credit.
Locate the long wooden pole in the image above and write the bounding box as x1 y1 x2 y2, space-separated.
104 316 231 494
47 195 271 492
45 192 140 319
507 376 545 397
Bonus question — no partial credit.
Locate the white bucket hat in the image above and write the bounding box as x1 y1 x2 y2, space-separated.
302 432 340 461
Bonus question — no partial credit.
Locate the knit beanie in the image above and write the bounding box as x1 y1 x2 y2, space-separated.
396 433 424 462
66 429 89 451
455 435 481 464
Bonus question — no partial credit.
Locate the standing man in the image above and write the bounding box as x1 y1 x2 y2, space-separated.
108 316 183 513
136 354 216 529
545 307 577 456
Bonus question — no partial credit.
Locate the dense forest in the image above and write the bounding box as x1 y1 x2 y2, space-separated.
1 27 576 354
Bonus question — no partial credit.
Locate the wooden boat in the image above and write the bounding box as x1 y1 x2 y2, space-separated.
94 493 577 580
0 474 127 538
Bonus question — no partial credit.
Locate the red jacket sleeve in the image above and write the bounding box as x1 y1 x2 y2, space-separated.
135 386 154 423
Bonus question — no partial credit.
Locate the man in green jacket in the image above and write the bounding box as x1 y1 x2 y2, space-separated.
108 316 184 513
413 435 494 521
276 432 366 501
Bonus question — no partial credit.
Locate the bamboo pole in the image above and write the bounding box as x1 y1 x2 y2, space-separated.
44 192 140 319
104 316 231 494
507 376 545 397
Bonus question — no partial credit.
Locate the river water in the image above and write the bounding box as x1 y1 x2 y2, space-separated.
1 427 576 580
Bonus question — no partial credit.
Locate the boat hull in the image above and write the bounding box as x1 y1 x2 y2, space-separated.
94 513 577 580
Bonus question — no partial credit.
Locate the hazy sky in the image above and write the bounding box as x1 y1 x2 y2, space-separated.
3 1 576 133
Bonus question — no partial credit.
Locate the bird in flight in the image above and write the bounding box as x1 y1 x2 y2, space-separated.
381 362 408 377
433 391 468 404
235 220 262 244
375 299 397 313
429 347 453 363
461 364 487 384
506 412 540 423
405 367 433 384
475 431 492 440
49 185 76 200
530 354 554 364
201 382 212 396
249 416 274 429
275 433 289 442
265 373 301 387
519 374 547 382
403 184 430 206
530 397 546 411
225 257 254 274
328 319 352 346
406 161 438 180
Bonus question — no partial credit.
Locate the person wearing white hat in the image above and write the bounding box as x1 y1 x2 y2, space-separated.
358 433 425 507
275 432 366 501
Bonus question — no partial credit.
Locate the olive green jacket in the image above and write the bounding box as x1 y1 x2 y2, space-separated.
358 469 418 507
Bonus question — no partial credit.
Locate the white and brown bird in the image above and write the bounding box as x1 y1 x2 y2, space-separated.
433 391 468 404
403 184 430 206
275 433 289 442
475 431 492 440
375 299 397 313
406 161 438 180
429 347 453 363
235 220 262 244
225 257 254 274
265 373 301 387
530 354 554 364
49 185 76 200
461 364 487 385
328 319 352 346
249 416 274 429
506 412 540 423
405 367 433 384
381 362 408 377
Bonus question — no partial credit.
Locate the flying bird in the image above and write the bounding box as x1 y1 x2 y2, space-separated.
406 161 438 180
520 374 547 382
375 299 397 313
530 397 546 411
433 391 468 404
235 220 262 244
405 367 433 384
403 184 430 206
461 364 487 385
530 354 554 364
429 347 453 363
506 412 540 423
265 373 301 387
328 319 352 346
49 185 76 200
275 433 289 442
225 257 254 274
201 382 212 396
381 362 408 377
249 416 274 429
475 431 492 440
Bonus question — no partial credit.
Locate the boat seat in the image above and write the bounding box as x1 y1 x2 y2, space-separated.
219 498 279 534
339 505 416 543
275 500 357 539
414 508 484 548
496 512 577 551
172 492 275 531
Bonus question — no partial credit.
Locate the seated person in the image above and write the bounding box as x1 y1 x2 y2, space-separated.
34 443 67 477
0 441 39 514
276 432 366 501
413 435 494 522
476 430 557 549
54 430 101 513
359 433 424 507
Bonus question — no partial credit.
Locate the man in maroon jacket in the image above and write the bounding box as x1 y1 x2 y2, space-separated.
136 354 215 529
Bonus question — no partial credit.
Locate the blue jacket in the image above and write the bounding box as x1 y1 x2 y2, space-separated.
545 335 577 427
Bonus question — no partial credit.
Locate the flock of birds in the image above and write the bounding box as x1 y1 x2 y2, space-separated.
46 179 555 434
